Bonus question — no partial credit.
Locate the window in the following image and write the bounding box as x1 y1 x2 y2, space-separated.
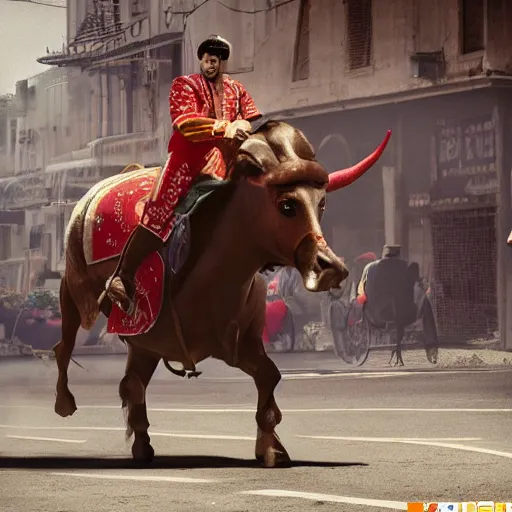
346 0 373 70
461 0 484 54
131 0 149 17
119 79 127 135
113 0 120 26
10 120 16 156
0 226 11 261
57 212 65 260
292 0 310 82
29 225 43 250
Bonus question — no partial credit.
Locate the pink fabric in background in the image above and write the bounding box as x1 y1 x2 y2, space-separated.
263 299 288 343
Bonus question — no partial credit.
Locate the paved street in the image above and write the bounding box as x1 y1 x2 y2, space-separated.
1 352 512 511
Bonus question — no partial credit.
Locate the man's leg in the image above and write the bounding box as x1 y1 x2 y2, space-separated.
103 224 164 315
101 153 191 315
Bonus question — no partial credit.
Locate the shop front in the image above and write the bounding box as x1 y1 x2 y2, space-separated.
402 88 506 345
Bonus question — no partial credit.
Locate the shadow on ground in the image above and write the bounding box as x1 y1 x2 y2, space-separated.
0 455 367 470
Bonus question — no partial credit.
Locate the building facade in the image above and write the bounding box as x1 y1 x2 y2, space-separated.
1 0 512 347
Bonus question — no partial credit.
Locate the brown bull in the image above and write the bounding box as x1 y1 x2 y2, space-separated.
53 120 391 467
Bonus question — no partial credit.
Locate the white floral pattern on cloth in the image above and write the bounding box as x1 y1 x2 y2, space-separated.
82 167 161 265
107 251 166 337
142 159 194 241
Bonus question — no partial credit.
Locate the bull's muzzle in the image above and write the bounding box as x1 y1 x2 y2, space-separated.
294 233 349 292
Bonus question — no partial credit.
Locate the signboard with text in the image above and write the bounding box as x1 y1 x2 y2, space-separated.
431 114 497 202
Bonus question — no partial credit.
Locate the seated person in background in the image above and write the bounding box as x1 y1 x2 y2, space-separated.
357 245 413 327
357 245 438 363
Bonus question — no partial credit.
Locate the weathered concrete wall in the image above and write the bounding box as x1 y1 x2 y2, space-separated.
178 0 510 114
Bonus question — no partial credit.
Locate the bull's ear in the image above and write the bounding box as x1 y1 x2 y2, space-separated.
234 152 264 179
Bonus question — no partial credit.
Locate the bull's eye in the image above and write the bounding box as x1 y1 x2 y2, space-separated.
278 198 298 218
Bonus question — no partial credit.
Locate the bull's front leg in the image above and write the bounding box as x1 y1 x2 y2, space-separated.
234 337 291 468
253 356 291 468
118 343 160 464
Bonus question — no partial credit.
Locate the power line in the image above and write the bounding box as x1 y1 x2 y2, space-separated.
7 0 65 7
169 0 211 16
217 0 297 14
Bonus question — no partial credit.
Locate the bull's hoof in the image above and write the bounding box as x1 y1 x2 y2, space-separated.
131 439 154 464
54 390 77 418
256 448 292 468
255 429 291 468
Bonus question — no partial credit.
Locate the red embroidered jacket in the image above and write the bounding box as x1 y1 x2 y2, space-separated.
140 73 262 240
168 73 261 149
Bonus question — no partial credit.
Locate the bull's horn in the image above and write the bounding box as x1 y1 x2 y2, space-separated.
327 130 392 192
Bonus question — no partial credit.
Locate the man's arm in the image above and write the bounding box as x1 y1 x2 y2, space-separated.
169 76 229 142
237 82 262 122
357 263 372 297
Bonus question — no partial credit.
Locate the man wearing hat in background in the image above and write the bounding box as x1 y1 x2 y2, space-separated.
357 245 406 311
357 245 438 364
103 35 262 314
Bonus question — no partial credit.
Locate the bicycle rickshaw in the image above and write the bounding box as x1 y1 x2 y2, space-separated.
328 275 439 366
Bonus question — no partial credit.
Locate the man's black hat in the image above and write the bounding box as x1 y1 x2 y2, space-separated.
382 245 401 258
197 35 231 61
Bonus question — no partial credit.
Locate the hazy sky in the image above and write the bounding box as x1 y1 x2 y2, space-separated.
0 0 66 94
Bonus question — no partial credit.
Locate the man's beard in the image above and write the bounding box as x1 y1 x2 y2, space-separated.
201 69 219 82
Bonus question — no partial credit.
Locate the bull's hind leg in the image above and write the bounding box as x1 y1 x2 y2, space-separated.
53 278 81 417
235 337 291 468
119 343 160 464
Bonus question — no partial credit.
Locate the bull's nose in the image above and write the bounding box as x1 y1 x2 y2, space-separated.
317 245 348 276
316 251 333 270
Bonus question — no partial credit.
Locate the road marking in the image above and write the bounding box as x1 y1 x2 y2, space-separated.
0 425 126 432
50 472 218 483
204 372 415 381
1 406 512 414
0 425 252 441
282 372 413 380
300 436 512 459
297 436 482 443
202 369 512 381
240 490 407 510
6 435 87 444
360 374 412 379
151 432 253 441
396 441 512 460
116 406 512 413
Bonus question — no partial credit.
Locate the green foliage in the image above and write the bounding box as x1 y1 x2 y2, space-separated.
0 287 60 316
26 289 60 316
0 288 25 310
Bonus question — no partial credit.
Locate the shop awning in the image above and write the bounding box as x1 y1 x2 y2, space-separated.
0 174 48 210
45 157 101 202
45 158 96 174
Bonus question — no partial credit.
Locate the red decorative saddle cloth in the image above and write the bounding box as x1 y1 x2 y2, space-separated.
82 167 166 336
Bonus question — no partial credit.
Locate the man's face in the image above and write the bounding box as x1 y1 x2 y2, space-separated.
200 53 221 81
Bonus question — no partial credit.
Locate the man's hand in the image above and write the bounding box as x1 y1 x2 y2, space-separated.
224 120 251 145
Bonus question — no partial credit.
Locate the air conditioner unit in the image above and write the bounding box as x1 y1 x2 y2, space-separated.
410 51 445 81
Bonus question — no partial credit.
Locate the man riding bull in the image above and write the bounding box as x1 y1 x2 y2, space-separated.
103 35 262 314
